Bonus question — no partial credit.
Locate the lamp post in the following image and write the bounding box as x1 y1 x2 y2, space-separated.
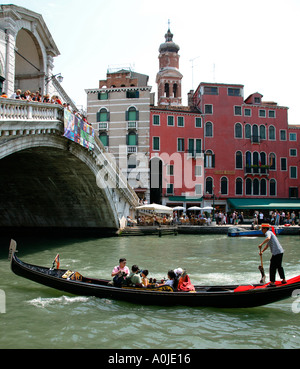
45 73 63 85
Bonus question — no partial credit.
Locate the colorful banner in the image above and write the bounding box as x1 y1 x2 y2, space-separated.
63 109 95 151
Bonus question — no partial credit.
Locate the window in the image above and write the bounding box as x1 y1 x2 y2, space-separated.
280 130 287 140
97 108 109 122
252 124 259 143
126 107 139 121
167 116 174 126
260 152 267 174
188 139 194 156
195 165 202 177
260 125 266 140
269 125 276 140
195 184 202 195
220 177 228 195
195 139 202 154
177 116 184 127
269 153 276 170
246 178 252 195
289 133 297 141
290 149 297 157
205 177 213 194
290 166 297 179
153 137 160 151
204 150 215 168
177 138 185 152
254 97 261 104
98 91 109 100
99 132 108 147
235 123 242 138
270 179 276 196
260 179 267 196
204 105 213 114
127 131 137 146
234 106 242 116
253 178 259 195
253 152 259 173
236 178 243 195
165 83 169 98
268 110 275 118
173 84 177 98
245 124 251 139
236 151 243 169
244 108 251 117
245 151 252 172
204 86 218 95
259 109 266 117
126 90 139 98
280 158 287 171
153 115 160 125
228 88 241 96
195 117 202 128
205 122 213 137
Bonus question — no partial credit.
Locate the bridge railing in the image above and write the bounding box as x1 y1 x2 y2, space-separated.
0 98 63 122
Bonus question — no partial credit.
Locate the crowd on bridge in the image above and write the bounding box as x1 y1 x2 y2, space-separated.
1 88 89 123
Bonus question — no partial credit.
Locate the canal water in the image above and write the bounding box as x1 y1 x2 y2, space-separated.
0 233 299 349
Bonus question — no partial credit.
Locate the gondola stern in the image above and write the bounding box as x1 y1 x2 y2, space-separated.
8 239 18 264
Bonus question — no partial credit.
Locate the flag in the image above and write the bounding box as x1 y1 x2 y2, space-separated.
54 254 60 269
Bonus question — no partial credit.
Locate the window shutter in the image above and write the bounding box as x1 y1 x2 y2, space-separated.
136 111 139 121
212 154 215 168
125 111 129 121
96 112 100 122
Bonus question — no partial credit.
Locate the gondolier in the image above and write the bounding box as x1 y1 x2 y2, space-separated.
259 224 287 287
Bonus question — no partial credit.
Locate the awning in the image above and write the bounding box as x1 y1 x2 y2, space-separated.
228 198 300 210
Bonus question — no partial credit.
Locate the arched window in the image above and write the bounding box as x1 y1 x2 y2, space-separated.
127 106 138 121
173 83 177 97
245 151 252 173
270 179 276 196
269 153 276 170
205 122 213 137
127 131 138 146
269 125 276 140
99 132 108 147
165 83 169 97
260 125 266 140
253 178 259 195
245 124 251 139
252 124 259 143
260 178 267 196
235 123 242 138
253 152 259 173
236 178 243 195
97 108 109 122
204 150 214 168
205 177 213 194
220 177 228 195
246 178 252 195
235 151 243 169
260 152 267 173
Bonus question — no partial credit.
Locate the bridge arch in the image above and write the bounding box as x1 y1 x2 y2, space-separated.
0 133 121 233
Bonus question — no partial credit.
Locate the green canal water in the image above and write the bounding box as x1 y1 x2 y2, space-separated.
0 233 299 349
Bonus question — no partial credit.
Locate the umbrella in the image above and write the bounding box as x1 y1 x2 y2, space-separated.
172 206 185 211
135 203 173 214
202 206 214 211
187 206 202 211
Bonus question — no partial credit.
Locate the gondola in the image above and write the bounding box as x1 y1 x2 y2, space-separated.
9 240 300 308
228 226 284 237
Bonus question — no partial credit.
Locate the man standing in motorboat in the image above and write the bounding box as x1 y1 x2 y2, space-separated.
259 224 287 287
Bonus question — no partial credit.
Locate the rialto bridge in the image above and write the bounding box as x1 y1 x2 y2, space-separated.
0 98 139 235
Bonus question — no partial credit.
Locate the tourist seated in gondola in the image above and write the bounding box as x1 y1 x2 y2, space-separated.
155 270 177 290
176 270 195 292
141 270 149 287
111 258 129 287
125 265 142 287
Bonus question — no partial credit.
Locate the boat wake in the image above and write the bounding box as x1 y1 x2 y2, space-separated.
27 295 90 308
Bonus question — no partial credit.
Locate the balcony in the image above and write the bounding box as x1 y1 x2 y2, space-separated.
127 121 137 130
244 165 269 177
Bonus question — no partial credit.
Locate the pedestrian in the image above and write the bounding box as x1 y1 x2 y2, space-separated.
258 224 286 287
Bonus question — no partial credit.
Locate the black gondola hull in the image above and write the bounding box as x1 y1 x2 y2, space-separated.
10 253 300 308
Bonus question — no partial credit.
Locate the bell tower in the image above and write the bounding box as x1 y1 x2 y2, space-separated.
156 24 183 106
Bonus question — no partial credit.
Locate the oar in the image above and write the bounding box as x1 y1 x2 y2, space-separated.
258 246 266 284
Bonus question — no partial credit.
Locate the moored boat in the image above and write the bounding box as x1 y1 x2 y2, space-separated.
228 226 284 237
9 240 300 308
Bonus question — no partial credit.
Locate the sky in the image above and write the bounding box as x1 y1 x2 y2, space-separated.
7 0 300 124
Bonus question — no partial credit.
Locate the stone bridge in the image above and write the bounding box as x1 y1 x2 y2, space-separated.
0 98 139 235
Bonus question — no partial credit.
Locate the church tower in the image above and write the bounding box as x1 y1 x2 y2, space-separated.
156 25 183 106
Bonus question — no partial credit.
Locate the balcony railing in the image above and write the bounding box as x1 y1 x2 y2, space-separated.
245 165 269 176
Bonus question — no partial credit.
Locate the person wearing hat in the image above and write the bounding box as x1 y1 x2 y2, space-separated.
259 224 286 286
